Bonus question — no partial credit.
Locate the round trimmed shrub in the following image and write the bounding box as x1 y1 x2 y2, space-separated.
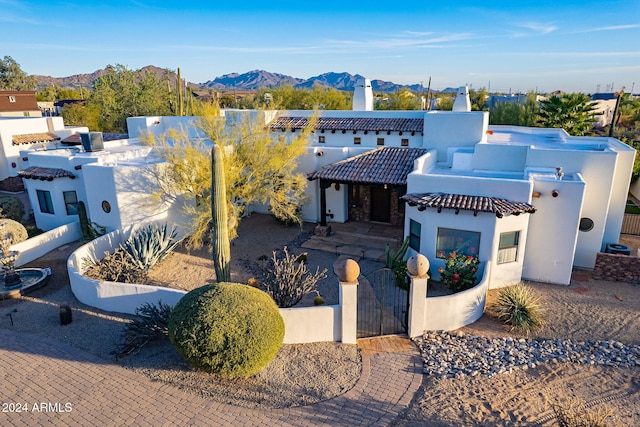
168 282 285 378
0 218 28 244
0 196 25 221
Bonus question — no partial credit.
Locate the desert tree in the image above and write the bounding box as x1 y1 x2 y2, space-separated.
0 56 37 91
537 92 600 136
144 102 315 249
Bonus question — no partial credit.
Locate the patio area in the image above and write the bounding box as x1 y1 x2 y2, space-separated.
302 221 404 261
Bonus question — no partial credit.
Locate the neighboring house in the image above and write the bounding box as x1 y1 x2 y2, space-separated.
11 81 635 289
0 91 41 117
0 116 88 180
590 93 618 127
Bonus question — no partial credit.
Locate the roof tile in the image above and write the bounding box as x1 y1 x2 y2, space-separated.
402 193 536 216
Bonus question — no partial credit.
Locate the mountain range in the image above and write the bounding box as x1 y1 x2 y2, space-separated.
33 67 428 93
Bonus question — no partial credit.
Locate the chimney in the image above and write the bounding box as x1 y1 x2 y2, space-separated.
353 78 374 111
452 86 471 112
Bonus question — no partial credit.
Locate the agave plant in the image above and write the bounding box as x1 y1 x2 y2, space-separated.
121 223 181 271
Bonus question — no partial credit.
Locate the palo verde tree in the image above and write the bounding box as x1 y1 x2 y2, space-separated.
537 93 600 136
88 64 174 132
0 56 37 91
145 102 315 250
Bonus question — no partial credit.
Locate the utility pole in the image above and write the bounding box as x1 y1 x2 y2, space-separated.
426 76 432 111
608 86 625 137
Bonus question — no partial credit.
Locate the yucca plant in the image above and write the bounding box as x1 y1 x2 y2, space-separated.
121 223 180 271
493 283 544 333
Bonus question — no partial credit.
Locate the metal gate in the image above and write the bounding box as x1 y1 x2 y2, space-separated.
357 267 409 338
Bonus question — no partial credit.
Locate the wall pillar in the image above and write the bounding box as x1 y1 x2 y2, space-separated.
339 281 358 344
407 276 428 338
335 258 360 344
406 253 430 338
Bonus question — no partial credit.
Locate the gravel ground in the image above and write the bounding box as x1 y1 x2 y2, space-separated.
0 215 366 409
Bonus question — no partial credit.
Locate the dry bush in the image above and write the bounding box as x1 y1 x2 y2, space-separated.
82 249 148 284
551 398 619 427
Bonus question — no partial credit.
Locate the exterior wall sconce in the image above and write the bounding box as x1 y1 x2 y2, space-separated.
321 129 325 133
331 130 336 134
532 191 541 198
364 131 368 135
383 184 388 189
552 190 559 197
437 206 442 213
399 131 403 136
411 131 415 136
473 210 478 217
386 131 391 135
22 157 28 161
353 130 357 134
316 151 324 157
496 212 504 218
418 205 426 211
334 183 340 191
455 208 460 215
74 165 82 170
11 162 16 168
342 130 346 134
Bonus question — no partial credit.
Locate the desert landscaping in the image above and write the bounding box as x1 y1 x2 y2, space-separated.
1 214 639 425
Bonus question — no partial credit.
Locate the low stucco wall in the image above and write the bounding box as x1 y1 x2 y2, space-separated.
592 251 640 283
14 221 82 267
423 263 490 331
67 227 346 344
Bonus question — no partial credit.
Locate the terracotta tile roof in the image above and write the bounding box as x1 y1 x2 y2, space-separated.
307 147 428 185
12 132 60 145
18 167 75 181
402 193 536 217
270 116 424 133
61 133 129 145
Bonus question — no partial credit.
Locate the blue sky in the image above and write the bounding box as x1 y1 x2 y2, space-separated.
2 0 639 93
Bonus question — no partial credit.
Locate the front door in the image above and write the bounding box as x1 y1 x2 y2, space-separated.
370 186 391 223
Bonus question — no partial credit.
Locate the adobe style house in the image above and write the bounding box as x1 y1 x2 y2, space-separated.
7 81 635 288
0 91 41 117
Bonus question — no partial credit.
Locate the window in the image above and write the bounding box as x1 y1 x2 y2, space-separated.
377 137 385 146
409 219 421 251
318 135 325 143
63 191 78 215
102 200 112 213
579 217 594 232
354 137 361 145
350 185 363 208
36 190 54 214
436 228 480 258
8 96 16 103
401 138 409 147
497 231 520 264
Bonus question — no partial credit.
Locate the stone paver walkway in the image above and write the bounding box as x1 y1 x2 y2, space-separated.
0 330 422 426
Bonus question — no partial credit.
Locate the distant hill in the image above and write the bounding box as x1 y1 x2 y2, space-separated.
33 65 171 90
34 67 423 93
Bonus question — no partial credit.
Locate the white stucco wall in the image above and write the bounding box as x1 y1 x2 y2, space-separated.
522 175 586 284
423 111 488 161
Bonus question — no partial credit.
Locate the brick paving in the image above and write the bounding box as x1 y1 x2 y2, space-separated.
0 330 422 426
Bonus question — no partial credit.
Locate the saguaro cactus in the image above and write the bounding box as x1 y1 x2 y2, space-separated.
212 144 231 282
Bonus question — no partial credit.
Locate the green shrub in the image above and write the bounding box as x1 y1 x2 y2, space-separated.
386 237 410 289
82 249 148 284
168 283 285 378
0 218 28 244
438 250 480 293
120 223 180 271
25 225 44 238
494 283 544 333
0 196 24 221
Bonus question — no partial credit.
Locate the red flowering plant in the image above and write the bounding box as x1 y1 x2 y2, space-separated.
437 250 480 293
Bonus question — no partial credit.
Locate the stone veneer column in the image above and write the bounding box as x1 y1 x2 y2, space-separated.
335 258 360 344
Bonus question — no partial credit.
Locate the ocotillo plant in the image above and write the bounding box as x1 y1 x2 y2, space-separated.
212 144 231 282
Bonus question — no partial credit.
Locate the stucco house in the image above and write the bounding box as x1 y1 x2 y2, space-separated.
8 81 634 288
0 91 42 118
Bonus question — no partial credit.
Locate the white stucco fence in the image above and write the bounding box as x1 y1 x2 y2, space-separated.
14 221 83 267
67 226 349 344
408 262 491 336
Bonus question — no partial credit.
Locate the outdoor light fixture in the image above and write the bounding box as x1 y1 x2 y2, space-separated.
552 190 559 197
437 206 442 213
532 191 541 198
473 210 478 217
334 183 340 190
455 208 460 215
316 151 324 157
418 206 426 211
